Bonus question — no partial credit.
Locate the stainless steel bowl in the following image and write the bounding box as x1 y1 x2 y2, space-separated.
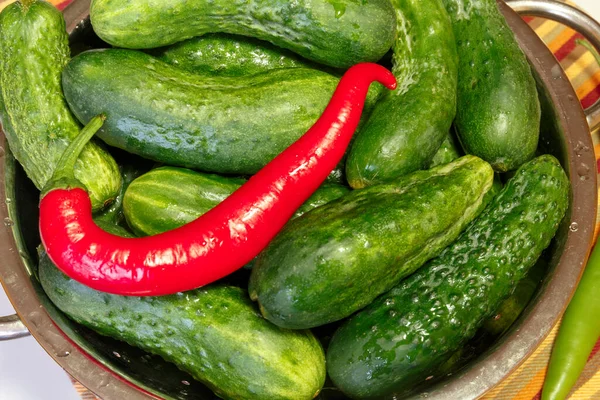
0 0 598 398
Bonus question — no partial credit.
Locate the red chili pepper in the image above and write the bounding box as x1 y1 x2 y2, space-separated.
39 63 396 296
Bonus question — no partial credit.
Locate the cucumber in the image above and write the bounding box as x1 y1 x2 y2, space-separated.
62 49 379 175
345 0 458 188
124 167 244 236
89 0 396 68
293 183 350 218
443 0 540 172
0 0 120 210
93 218 137 239
249 155 494 329
478 174 502 212
327 155 569 399
434 257 549 379
94 150 154 229
123 166 349 236
152 34 315 77
429 131 462 168
481 256 547 337
39 252 326 399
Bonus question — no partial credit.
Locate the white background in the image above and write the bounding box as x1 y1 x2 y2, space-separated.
1 1 600 400
578 0 600 19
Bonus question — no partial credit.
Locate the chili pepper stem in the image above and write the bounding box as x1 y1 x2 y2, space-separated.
40 114 106 199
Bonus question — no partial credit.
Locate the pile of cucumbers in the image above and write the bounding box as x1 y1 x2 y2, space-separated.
0 0 570 399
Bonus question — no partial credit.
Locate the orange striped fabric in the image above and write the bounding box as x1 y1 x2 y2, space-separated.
1 0 599 399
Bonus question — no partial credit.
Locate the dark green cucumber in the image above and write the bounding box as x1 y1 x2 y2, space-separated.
123 166 349 236
434 257 549 379
327 155 569 399
346 0 458 188
39 254 326 399
62 49 379 175
429 131 462 168
0 0 120 210
249 155 494 329
153 34 315 77
443 0 540 172
90 0 396 68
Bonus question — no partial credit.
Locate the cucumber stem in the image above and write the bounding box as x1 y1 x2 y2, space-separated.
40 114 106 196
20 0 36 9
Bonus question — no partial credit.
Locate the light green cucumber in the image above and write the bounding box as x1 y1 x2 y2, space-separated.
0 0 120 210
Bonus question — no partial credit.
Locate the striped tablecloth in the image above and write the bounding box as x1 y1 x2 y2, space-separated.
483 6 600 399
1 0 600 399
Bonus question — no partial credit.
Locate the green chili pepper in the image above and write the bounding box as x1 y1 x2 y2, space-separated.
542 242 600 400
542 39 600 400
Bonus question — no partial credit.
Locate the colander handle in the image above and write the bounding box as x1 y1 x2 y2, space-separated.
0 313 29 340
506 0 600 132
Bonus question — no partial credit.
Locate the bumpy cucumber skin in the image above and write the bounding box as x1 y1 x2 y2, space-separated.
123 167 245 236
481 257 546 336
327 155 569 399
346 0 458 188
0 1 120 210
90 0 396 68
429 131 462 168
39 253 326 400
153 33 314 77
443 0 540 172
62 49 378 175
249 156 494 329
431 258 547 379
123 166 349 236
